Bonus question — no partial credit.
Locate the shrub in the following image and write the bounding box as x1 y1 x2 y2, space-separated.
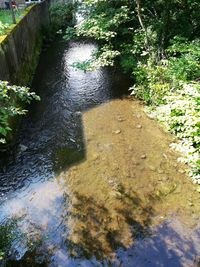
49 2 74 33
146 82 200 181
0 21 8 35
0 81 40 144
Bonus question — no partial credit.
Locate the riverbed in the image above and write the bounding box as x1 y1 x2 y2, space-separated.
0 39 200 267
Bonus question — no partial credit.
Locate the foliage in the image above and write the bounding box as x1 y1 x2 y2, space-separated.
0 81 40 144
146 83 200 181
167 37 200 81
0 9 25 36
0 21 8 35
64 1 135 69
64 26 77 40
65 0 200 181
49 1 74 33
70 45 120 71
0 221 18 261
131 37 200 102
131 37 200 180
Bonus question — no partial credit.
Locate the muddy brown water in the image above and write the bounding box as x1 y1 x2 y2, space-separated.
1 39 200 267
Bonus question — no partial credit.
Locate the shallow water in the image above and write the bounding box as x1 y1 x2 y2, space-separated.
1 39 200 267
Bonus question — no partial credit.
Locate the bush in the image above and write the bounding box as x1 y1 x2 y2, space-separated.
147 82 200 181
0 81 40 144
0 21 8 35
50 2 74 33
129 38 200 180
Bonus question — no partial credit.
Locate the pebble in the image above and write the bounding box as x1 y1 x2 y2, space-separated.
19 144 28 152
136 124 142 129
92 154 99 161
128 145 134 151
157 169 164 174
108 179 115 186
162 176 169 182
178 169 185 174
188 202 194 207
117 117 124 122
141 154 147 159
162 153 168 159
115 191 122 198
131 158 139 165
149 165 156 171
136 114 141 119
114 129 121 134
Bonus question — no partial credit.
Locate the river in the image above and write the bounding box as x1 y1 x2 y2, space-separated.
1 38 200 267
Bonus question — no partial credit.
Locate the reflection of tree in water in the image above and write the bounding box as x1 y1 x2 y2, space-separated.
0 222 16 261
0 217 48 267
64 184 155 260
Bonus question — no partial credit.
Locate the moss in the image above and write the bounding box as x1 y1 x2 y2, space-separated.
0 35 7 43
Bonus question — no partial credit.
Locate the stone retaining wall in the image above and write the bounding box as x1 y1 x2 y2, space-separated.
0 1 49 85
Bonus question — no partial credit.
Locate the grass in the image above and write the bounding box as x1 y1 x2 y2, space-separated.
0 9 25 35
0 9 23 24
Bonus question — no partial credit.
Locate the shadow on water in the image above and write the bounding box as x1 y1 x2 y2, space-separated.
63 187 154 260
1 39 200 267
0 39 129 193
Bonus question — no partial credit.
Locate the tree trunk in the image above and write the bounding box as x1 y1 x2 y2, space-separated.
134 0 149 50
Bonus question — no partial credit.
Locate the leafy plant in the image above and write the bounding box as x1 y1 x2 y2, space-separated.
49 1 74 33
0 21 8 35
147 83 200 181
0 81 40 144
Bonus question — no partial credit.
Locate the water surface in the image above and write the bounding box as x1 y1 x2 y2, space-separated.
0 39 200 267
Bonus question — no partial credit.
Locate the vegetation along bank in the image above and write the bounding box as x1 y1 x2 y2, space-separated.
65 0 200 183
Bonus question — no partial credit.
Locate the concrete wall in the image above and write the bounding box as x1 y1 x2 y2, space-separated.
0 1 49 85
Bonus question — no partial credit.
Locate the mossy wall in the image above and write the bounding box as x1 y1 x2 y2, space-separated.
0 1 50 86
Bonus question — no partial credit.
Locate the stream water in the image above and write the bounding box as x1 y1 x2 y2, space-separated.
1 39 200 267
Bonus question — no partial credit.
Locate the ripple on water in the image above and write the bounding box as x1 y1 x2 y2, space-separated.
1 40 200 267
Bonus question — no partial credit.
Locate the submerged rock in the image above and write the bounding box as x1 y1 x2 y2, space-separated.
19 144 28 152
148 165 156 171
136 124 142 129
156 183 177 197
141 154 147 159
114 129 121 134
117 116 125 122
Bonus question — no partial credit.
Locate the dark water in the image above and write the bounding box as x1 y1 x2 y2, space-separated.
1 39 200 267
0 40 129 196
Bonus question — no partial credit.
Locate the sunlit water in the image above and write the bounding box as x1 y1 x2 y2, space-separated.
1 39 200 267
